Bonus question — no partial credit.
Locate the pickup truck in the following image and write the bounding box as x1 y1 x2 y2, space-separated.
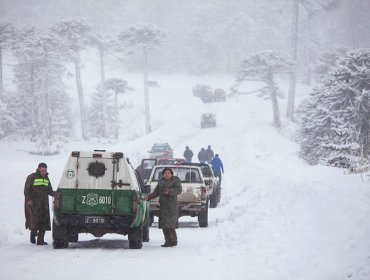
145 164 209 227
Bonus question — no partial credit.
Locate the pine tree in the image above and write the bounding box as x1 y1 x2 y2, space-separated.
88 78 131 139
299 48 370 169
234 51 293 128
51 18 91 140
11 27 72 153
118 26 164 134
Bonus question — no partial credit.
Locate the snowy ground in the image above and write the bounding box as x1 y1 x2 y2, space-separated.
0 73 370 280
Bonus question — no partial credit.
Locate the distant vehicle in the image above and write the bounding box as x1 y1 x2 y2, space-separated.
53 151 150 249
135 157 185 185
201 113 216 129
136 158 157 185
213 88 226 102
148 143 173 159
146 164 209 227
192 84 214 103
180 162 221 208
193 85 226 103
157 158 186 165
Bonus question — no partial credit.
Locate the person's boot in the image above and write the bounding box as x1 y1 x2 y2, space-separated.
168 229 178 247
36 230 48 245
30 230 37 244
161 229 171 247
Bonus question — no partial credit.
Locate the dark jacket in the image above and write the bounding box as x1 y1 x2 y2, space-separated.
148 176 182 229
205 148 214 162
24 170 55 231
197 149 207 163
183 148 193 161
211 157 224 173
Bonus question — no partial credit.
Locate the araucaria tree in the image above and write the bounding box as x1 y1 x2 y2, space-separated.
51 18 91 140
11 27 72 153
88 78 131 139
299 48 370 168
118 26 163 134
234 51 293 128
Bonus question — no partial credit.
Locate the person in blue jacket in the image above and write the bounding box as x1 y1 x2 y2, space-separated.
211 154 224 185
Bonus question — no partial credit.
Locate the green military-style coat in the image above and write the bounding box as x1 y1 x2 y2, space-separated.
24 170 55 231
148 176 182 229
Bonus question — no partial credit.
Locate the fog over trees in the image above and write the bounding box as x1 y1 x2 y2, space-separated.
0 0 370 166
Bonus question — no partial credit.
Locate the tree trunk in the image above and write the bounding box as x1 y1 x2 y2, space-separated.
287 0 299 121
143 48 151 134
74 55 88 140
268 70 281 128
0 46 3 102
114 92 118 139
99 44 107 138
30 62 36 139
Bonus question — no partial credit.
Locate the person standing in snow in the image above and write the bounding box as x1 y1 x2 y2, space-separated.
205 145 214 163
211 154 224 185
24 163 55 245
143 167 182 247
197 148 207 163
183 146 194 163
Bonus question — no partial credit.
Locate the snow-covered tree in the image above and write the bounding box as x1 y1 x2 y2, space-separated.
314 47 347 77
11 27 72 153
88 78 131 139
51 18 91 140
0 22 15 102
234 51 293 128
287 0 342 121
298 48 370 169
118 26 164 134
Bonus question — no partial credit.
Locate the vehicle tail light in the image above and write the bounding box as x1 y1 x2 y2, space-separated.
132 193 138 213
201 186 207 200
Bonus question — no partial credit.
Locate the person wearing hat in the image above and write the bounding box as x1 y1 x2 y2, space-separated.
24 163 55 245
143 167 182 247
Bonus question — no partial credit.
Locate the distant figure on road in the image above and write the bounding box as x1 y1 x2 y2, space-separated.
24 163 55 245
197 148 207 163
205 145 214 163
211 154 224 185
183 146 194 163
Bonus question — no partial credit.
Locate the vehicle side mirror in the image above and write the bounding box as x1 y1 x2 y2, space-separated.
142 185 151 194
205 180 210 186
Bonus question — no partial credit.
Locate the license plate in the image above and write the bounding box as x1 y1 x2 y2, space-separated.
85 216 105 224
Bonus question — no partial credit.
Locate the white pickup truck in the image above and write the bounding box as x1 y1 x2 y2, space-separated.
145 165 209 227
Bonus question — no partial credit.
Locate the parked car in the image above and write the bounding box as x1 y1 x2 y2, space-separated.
53 151 150 249
146 164 209 227
180 162 220 208
213 88 226 102
157 158 186 165
136 158 157 185
192 84 214 103
148 143 174 159
201 113 216 128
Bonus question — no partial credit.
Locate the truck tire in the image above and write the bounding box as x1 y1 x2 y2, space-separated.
128 227 143 249
52 219 69 249
198 199 209 227
210 192 217 208
68 232 79 243
217 187 221 204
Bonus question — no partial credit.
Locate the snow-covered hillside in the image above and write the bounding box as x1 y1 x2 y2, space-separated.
0 74 369 280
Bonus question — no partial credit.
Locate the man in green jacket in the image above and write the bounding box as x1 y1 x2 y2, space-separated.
143 167 182 247
24 163 55 245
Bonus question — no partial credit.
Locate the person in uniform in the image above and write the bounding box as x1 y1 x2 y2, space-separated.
24 162 55 245
183 146 194 163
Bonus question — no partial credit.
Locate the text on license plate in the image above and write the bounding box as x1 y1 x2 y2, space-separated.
85 216 105 223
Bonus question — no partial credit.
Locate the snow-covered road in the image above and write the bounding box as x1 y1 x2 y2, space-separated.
0 74 369 280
